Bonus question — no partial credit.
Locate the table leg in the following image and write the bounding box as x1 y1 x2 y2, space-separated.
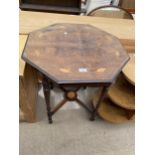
43 77 52 124
90 85 110 121
41 82 111 123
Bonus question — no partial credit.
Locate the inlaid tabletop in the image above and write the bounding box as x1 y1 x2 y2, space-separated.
22 23 129 84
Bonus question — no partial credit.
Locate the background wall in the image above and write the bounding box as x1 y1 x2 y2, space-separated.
86 0 113 13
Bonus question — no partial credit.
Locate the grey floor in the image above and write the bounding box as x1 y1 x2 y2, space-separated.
20 87 135 155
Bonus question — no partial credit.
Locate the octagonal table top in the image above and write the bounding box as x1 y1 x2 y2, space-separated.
22 23 129 84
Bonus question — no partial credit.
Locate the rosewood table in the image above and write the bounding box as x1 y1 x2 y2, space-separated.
22 23 129 124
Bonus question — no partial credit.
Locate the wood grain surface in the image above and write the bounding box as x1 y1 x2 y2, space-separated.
22 23 129 84
19 35 27 76
108 74 135 110
19 11 134 40
19 10 135 53
19 64 38 122
122 53 135 85
93 94 134 123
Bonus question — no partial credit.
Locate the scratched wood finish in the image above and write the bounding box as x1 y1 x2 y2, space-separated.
22 23 129 84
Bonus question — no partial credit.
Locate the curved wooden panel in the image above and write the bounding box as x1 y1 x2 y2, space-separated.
108 74 135 110
93 93 134 123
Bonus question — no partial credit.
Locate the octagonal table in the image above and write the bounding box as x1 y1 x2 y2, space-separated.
22 23 129 124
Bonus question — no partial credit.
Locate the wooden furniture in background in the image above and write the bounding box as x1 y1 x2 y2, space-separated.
22 23 129 123
19 0 85 14
19 10 135 122
20 11 135 53
19 35 38 122
119 0 135 14
92 57 135 124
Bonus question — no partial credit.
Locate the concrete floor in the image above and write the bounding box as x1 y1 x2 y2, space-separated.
20 87 135 155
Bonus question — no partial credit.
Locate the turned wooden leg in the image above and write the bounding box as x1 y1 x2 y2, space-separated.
90 85 110 121
43 76 52 124
19 63 38 123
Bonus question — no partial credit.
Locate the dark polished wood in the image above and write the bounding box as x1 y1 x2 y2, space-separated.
43 76 52 123
22 23 129 84
42 79 95 123
19 0 85 14
20 4 85 14
22 23 129 124
20 0 81 7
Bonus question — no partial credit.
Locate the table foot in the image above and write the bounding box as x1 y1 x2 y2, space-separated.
48 115 53 124
89 117 95 121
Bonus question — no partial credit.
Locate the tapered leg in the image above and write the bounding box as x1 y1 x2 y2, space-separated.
43 77 52 124
90 85 110 121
